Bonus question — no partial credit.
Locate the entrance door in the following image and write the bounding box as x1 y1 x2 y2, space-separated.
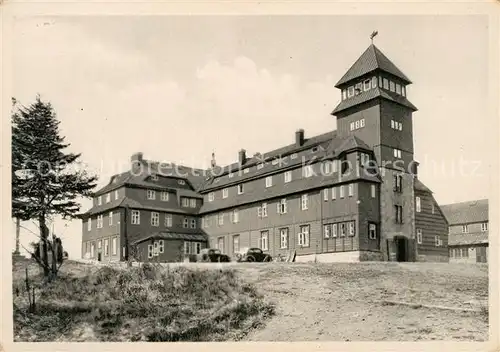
395 236 408 262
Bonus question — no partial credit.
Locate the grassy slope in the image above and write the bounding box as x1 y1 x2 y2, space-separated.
12 260 275 342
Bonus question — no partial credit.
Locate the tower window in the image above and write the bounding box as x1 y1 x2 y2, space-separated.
396 84 401 94
363 79 371 91
402 86 406 96
372 76 378 88
347 86 354 97
378 76 383 87
389 81 395 92
355 83 362 95
342 90 347 100
393 148 402 159
383 78 389 89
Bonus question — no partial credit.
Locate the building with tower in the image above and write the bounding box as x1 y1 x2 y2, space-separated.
80 42 449 263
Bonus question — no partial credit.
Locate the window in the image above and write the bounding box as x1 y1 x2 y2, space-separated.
391 120 402 130
348 221 355 236
165 214 172 227
190 199 196 208
261 231 269 250
151 212 159 226
265 176 272 187
237 184 244 194
151 174 158 181
389 81 395 92
104 239 109 256
301 194 308 210
363 79 371 91
184 241 191 255
416 197 421 212
332 187 336 200
342 90 347 100
284 171 292 183
98 240 102 249
190 218 196 228
87 218 91 231
340 223 346 237
257 163 264 170
244 168 250 174
369 224 377 240
394 174 403 192
348 184 353 197
360 119 365 127
396 84 401 94
112 237 117 255
97 215 103 229
303 165 314 178
417 229 422 244
290 153 298 159
402 86 406 96
435 235 442 247
350 122 355 131
371 185 376 198
339 185 345 198
228 172 234 178
161 192 169 201
233 235 240 253
383 78 389 89
218 213 224 226
106 193 111 203
223 188 228 198
178 180 185 185
395 205 403 224
232 209 239 223
481 222 488 232
182 198 189 207
378 76 383 87
355 83 362 95
355 120 360 129
158 240 164 254
146 190 156 200
217 237 224 252
97 196 102 206
109 211 113 226
372 76 377 87
324 224 331 238
431 203 435 214
277 199 287 214
347 86 354 97
298 225 310 247
208 192 214 202
393 148 402 158
280 228 289 249
193 242 201 254
114 190 119 200
183 218 189 228
148 244 154 258
324 188 329 201
332 223 338 237
462 225 468 233
90 242 95 258
261 203 268 217
272 158 279 165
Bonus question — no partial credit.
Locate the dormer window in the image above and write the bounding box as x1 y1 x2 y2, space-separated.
243 168 250 174
395 84 401 94
311 147 318 153
228 172 234 178
257 163 264 170
342 90 347 100
151 174 158 181
354 83 362 95
363 79 371 91
389 81 395 92
291 153 298 160
372 76 377 88
178 179 185 185
347 86 354 98
383 78 389 89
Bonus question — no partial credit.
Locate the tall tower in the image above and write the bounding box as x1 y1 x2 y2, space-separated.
332 43 418 261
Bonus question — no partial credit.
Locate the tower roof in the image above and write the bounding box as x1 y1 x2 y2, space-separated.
335 44 412 88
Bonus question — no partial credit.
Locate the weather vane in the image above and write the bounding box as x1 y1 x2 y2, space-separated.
370 30 378 44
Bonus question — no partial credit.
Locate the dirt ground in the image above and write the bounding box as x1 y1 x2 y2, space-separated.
233 262 489 341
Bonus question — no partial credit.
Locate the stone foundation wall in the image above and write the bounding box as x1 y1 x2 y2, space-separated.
359 250 384 261
416 254 449 263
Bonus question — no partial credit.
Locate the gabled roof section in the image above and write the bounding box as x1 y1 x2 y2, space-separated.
331 87 417 115
132 231 209 245
440 199 489 225
335 135 372 155
414 178 432 193
335 44 412 88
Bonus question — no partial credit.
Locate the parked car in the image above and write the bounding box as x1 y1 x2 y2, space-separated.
197 248 231 263
235 247 272 262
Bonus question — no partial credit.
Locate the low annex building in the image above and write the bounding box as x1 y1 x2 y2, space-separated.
80 43 449 263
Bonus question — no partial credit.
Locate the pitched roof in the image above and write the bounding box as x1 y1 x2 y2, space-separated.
331 87 417 115
335 44 412 87
448 233 488 246
440 199 489 225
335 135 372 155
132 231 209 245
414 178 432 193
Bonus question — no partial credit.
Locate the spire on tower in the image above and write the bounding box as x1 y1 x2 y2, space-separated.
370 30 378 44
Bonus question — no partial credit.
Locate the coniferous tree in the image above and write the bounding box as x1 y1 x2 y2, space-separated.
12 95 97 277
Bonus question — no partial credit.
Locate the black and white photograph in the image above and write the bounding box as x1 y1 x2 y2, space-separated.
2 2 498 349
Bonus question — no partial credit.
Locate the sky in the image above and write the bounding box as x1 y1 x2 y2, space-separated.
9 15 492 258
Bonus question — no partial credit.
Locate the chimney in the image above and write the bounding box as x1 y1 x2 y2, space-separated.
238 149 247 165
211 152 217 168
295 129 305 146
131 152 143 168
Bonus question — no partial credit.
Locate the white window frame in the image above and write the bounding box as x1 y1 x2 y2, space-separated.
462 225 468 233
98 196 102 206
284 171 292 183
222 188 229 198
190 218 196 229
147 190 156 200
97 215 103 229
348 184 353 197
109 211 113 226
324 224 331 238
261 231 269 250
435 235 441 247
193 242 201 254
393 148 402 158
106 193 111 203
481 222 488 232
232 209 239 223
208 192 214 202
148 244 154 258
363 79 371 91
347 86 354 97
218 213 224 226
182 198 189 207
350 122 355 131
228 172 234 178
348 221 355 236
87 218 91 231
360 119 365 127
383 78 389 89
389 81 395 92
165 214 172 227
298 225 310 247
278 199 287 214
183 218 189 228
257 163 264 170
178 179 186 185
417 229 423 244
339 185 345 198
324 188 329 201
114 190 119 200
340 223 346 237
233 235 240 253
104 238 109 256
131 210 140 225
280 228 288 249
369 224 377 240
332 223 338 238
265 176 273 187
184 241 191 255
331 187 336 200
301 194 309 210
416 197 421 212
158 240 164 253
372 76 377 87
290 153 298 159
396 83 401 94
161 191 169 201
402 85 406 96
190 199 196 208
371 185 376 198
303 165 314 178
112 237 117 255
262 203 268 217
238 184 244 195
151 212 160 227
